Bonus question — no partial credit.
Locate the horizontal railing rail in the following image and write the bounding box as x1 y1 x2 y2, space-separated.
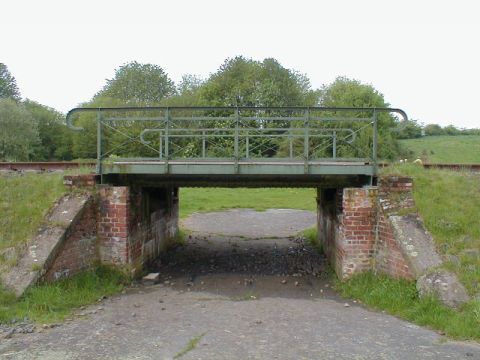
65 106 408 178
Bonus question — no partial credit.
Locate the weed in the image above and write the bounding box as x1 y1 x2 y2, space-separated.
302 227 321 252
174 332 206 359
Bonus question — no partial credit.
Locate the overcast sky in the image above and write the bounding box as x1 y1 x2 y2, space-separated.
2 0 479 128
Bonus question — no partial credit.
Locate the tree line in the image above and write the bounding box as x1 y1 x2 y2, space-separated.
2 58 475 162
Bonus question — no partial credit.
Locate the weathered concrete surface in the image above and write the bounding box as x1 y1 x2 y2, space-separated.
417 270 471 309
0 194 91 296
390 214 470 307
1 213 479 359
389 215 443 276
181 209 316 238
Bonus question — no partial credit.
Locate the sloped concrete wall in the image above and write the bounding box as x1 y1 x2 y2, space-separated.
317 176 469 308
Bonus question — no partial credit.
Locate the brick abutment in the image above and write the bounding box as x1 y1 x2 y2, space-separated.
317 176 419 280
46 177 179 280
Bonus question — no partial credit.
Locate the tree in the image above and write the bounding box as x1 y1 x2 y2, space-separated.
23 100 73 160
396 119 423 139
318 77 401 160
0 63 21 101
95 61 176 105
198 56 317 107
0 99 39 161
424 124 444 136
162 74 206 107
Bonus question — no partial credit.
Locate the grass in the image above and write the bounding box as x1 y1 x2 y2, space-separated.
179 187 316 218
400 135 480 163
335 272 480 340
173 332 206 359
0 169 92 265
382 164 480 295
302 226 321 251
0 172 67 253
0 265 129 324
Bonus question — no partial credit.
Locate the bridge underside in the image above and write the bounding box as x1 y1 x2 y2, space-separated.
102 160 375 187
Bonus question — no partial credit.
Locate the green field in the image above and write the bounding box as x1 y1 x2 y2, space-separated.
179 187 316 218
400 135 480 163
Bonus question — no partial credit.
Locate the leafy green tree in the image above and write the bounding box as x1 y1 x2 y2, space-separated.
95 61 176 105
162 74 206 107
396 119 423 139
23 100 73 160
424 124 444 136
318 76 400 160
443 125 460 136
0 99 39 161
195 57 319 158
198 56 317 107
0 63 21 101
71 97 127 159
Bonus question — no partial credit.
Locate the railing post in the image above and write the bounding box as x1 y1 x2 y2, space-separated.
304 109 310 174
234 107 239 173
202 130 206 158
159 130 163 159
289 131 293 159
165 107 170 173
372 109 378 173
333 130 337 159
246 130 249 159
96 112 103 183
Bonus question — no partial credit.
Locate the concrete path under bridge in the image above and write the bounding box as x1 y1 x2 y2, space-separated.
1 209 479 360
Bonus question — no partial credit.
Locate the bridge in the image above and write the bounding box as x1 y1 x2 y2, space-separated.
66 106 408 187
7 105 459 303
6 105 435 295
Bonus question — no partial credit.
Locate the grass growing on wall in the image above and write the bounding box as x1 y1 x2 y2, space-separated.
179 187 317 218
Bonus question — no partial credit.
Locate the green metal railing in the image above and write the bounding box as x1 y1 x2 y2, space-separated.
66 106 408 177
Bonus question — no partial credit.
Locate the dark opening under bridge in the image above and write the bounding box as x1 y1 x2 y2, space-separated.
66 106 408 187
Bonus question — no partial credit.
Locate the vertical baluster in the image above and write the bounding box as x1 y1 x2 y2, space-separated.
333 130 337 159
96 112 103 183
202 130 206 158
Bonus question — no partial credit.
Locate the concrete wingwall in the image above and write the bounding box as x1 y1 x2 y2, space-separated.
44 179 179 282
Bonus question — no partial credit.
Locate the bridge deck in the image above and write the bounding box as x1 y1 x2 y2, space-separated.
103 160 376 176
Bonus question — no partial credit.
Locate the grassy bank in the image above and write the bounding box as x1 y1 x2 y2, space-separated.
179 187 316 218
400 135 480 163
0 172 67 258
0 169 92 265
0 266 128 324
334 164 480 340
382 164 480 295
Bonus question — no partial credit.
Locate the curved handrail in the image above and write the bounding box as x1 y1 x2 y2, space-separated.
66 106 408 131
